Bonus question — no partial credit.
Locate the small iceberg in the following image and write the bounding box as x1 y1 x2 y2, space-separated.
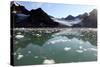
76 50 84 53
43 59 55 64
64 47 71 51
28 51 31 54
36 34 41 37
79 46 83 49
17 54 24 60
89 48 97 51
15 35 24 39
34 56 39 58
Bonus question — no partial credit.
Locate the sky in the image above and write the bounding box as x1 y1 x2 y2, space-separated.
16 1 96 18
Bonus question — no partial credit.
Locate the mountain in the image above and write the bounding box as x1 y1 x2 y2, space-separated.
11 1 29 14
81 9 97 28
72 9 97 28
11 2 67 28
26 8 60 27
11 1 29 28
65 15 75 20
11 2 97 28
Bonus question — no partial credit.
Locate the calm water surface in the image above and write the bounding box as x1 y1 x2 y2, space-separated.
12 28 97 66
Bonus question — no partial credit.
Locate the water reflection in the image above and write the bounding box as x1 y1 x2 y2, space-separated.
13 28 97 66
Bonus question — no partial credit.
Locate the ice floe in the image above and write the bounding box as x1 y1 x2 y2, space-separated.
36 34 41 37
17 32 21 35
14 52 16 56
83 49 88 51
45 30 51 33
17 54 24 60
34 56 39 58
76 50 84 53
28 51 31 54
64 47 71 51
49 39 71 44
89 48 97 51
79 46 83 49
15 35 24 39
43 59 55 64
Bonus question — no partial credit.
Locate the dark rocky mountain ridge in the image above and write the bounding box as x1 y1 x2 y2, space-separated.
11 2 68 28
11 2 97 28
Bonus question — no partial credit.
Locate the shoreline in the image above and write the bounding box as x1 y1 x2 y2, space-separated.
13 28 97 31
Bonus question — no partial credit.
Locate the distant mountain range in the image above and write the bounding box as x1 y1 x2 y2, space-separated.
11 1 97 28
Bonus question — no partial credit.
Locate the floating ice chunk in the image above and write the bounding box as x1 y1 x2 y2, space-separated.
43 59 55 64
36 34 39 36
76 50 84 53
79 46 83 49
50 41 55 44
34 56 39 58
14 52 16 56
28 51 31 54
83 49 87 51
89 48 97 51
15 35 24 39
64 47 71 51
50 39 71 44
80 35 84 36
36 34 41 37
17 32 21 35
17 54 24 60
45 30 51 33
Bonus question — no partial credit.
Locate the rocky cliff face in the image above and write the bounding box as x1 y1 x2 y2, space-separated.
11 1 97 28
11 2 67 28
81 9 97 28
65 15 75 20
27 8 59 27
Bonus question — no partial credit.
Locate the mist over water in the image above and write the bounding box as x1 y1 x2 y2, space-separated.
52 18 82 26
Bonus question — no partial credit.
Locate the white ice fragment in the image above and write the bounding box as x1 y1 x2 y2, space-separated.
43 59 55 64
50 39 71 44
80 35 84 36
45 30 51 33
83 49 87 51
17 32 21 35
76 50 84 53
28 51 31 54
36 34 41 37
14 52 16 55
64 47 71 51
79 46 83 49
15 35 24 39
89 48 97 51
17 54 24 60
34 56 39 58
